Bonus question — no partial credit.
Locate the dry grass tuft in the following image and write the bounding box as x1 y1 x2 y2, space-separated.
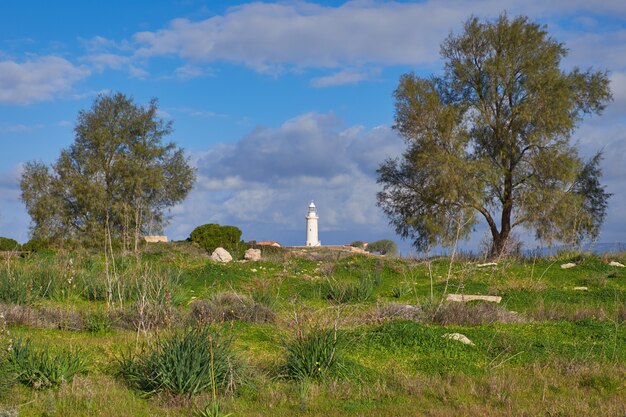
190 292 275 324
429 301 526 326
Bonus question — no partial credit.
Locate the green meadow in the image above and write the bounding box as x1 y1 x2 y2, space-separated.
0 244 624 416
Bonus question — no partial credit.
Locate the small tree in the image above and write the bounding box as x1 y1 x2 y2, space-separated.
367 239 398 256
0 237 20 251
377 14 612 257
190 224 244 255
20 93 196 251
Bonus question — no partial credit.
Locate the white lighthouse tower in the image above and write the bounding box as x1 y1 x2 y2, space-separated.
305 201 321 247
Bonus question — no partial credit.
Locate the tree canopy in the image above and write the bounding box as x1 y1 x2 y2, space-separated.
377 14 612 257
20 93 196 250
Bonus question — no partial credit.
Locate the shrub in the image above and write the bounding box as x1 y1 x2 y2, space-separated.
118 326 241 397
350 241 366 249
21 238 51 253
366 239 398 255
10 338 88 389
189 224 244 255
323 277 375 304
84 311 112 334
0 238 19 252
282 329 341 380
191 292 274 324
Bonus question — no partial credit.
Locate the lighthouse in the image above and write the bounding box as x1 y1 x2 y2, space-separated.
305 201 321 247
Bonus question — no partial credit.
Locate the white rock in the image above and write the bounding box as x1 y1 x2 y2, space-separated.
244 248 262 261
443 333 474 346
211 247 233 263
574 286 588 291
560 263 576 269
609 261 625 268
477 262 498 267
446 294 502 303
143 235 168 243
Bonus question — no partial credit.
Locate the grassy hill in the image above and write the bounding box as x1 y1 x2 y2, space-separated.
0 244 624 416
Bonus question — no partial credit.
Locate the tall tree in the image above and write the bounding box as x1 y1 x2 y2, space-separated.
21 93 196 250
377 14 612 257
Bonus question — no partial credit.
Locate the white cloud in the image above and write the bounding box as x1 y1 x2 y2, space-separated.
173 65 210 80
166 112 405 245
131 1 626 76
132 1 467 71
0 56 89 104
83 53 130 72
311 67 381 87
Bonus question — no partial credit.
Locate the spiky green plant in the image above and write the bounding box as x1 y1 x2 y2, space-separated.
118 326 240 397
10 338 87 389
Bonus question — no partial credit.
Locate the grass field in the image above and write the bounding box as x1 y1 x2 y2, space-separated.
0 244 624 416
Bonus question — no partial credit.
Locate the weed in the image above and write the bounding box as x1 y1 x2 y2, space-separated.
191 292 274 324
390 281 413 298
281 328 341 381
194 401 233 417
84 311 112 333
428 302 525 326
323 277 375 304
118 325 241 397
10 338 88 389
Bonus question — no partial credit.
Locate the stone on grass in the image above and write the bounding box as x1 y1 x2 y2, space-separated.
574 286 588 291
211 247 233 263
609 261 625 268
477 262 498 267
143 235 168 243
244 248 262 261
443 333 474 346
446 294 502 303
560 263 576 269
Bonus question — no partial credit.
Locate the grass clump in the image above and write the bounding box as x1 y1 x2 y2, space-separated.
282 328 341 380
190 292 275 324
323 276 376 303
84 311 112 334
118 325 241 398
9 338 87 389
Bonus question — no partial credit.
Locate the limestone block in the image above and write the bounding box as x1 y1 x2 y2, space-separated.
443 333 474 345
244 248 262 261
446 294 502 303
211 247 233 263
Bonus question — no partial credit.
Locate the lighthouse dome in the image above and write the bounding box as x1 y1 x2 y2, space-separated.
307 201 317 215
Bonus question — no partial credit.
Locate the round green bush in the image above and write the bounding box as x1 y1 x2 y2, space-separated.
189 224 244 255
0 237 19 251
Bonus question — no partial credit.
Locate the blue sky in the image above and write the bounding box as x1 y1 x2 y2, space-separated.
1 1 625 253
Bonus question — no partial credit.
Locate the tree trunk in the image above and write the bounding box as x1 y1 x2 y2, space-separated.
491 169 514 258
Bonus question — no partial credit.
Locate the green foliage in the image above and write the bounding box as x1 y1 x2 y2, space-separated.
366 239 398 255
9 338 87 389
190 224 244 255
350 241 365 249
378 14 612 256
0 356 16 399
20 92 196 249
21 238 51 253
194 401 233 417
322 276 376 304
282 329 341 380
0 238 19 252
118 326 241 397
84 311 112 334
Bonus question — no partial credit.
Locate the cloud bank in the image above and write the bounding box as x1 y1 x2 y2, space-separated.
166 112 405 246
